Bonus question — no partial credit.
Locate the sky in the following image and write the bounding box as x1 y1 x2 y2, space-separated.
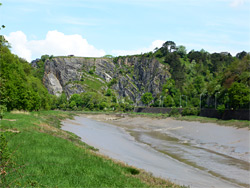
1 0 250 62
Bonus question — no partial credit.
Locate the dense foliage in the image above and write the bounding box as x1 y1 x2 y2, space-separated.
149 41 250 110
0 37 53 112
0 36 249 114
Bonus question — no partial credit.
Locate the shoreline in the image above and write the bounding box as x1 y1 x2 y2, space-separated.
79 113 250 162
62 113 250 187
74 111 250 129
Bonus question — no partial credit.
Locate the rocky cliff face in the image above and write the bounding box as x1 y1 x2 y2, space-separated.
42 56 170 101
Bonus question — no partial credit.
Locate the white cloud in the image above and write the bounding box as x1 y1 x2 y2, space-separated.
112 40 165 56
230 0 245 7
6 31 33 62
5 30 106 62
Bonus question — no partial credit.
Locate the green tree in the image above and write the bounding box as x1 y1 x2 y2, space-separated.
162 41 176 53
176 45 187 58
163 95 175 107
141 92 153 106
0 36 53 111
69 101 77 109
103 55 114 58
69 94 82 107
56 92 68 109
228 82 250 109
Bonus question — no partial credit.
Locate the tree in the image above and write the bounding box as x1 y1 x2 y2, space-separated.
236 51 247 60
141 92 153 106
69 101 77 109
69 94 82 107
0 37 53 111
228 82 250 109
41 55 50 62
103 55 114 58
163 95 175 107
165 52 186 88
176 45 187 58
163 41 176 53
56 92 68 108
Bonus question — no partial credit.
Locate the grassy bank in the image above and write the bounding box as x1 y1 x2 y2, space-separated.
0 111 183 187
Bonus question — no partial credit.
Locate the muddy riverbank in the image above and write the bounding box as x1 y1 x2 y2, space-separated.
62 114 250 188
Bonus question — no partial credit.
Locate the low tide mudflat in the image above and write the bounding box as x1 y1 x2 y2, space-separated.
62 114 250 188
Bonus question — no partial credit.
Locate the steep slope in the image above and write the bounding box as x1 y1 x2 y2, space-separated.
42 56 170 102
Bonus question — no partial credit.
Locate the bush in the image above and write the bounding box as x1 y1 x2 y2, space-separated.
141 92 153 106
169 107 180 116
105 89 112 96
181 107 200 116
217 104 225 114
110 103 119 111
69 101 77 109
88 103 94 111
0 105 7 119
123 103 134 112
99 102 108 110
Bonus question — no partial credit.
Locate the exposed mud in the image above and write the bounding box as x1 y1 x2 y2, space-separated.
62 114 250 188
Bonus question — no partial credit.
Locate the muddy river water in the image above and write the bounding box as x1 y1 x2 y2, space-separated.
62 115 250 188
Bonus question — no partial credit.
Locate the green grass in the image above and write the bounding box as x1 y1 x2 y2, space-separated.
83 77 105 91
0 111 183 188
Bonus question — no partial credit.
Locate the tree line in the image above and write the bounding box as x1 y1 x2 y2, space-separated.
1 37 249 117
142 41 250 111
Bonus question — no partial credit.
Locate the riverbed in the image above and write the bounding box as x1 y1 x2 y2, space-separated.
62 114 250 188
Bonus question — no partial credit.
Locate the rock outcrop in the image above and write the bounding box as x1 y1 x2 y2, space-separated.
42 56 170 101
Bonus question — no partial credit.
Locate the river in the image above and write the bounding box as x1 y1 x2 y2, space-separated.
62 114 250 188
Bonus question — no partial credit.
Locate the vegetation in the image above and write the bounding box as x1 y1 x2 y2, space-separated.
0 2 248 186
141 92 153 106
0 38 53 112
1 34 249 115
0 111 184 187
149 41 250 110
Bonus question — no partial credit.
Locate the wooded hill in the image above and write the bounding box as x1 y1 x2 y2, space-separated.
0 37 249 114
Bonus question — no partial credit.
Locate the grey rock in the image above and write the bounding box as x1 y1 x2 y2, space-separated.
43 56 170 101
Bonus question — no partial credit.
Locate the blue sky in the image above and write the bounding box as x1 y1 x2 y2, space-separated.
1 0 250 62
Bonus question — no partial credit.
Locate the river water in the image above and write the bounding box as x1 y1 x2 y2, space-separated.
61 115 250 188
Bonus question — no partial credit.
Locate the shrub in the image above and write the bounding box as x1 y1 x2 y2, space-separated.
217 104 225 114
99 102 108 110
0 105 7 119
124 103 134 112
169 107 180 116
182 107 200 116
111 103 119 111
126 167 140 175
105 89 112 96
141 92 153 106
88 103 94 111
69 101 77 109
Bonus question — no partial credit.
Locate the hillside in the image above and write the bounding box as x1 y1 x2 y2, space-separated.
31 41 250 111
37 56 169 103
1 38 250 113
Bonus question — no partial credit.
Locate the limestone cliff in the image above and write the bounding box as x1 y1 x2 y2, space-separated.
42 56 170 102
